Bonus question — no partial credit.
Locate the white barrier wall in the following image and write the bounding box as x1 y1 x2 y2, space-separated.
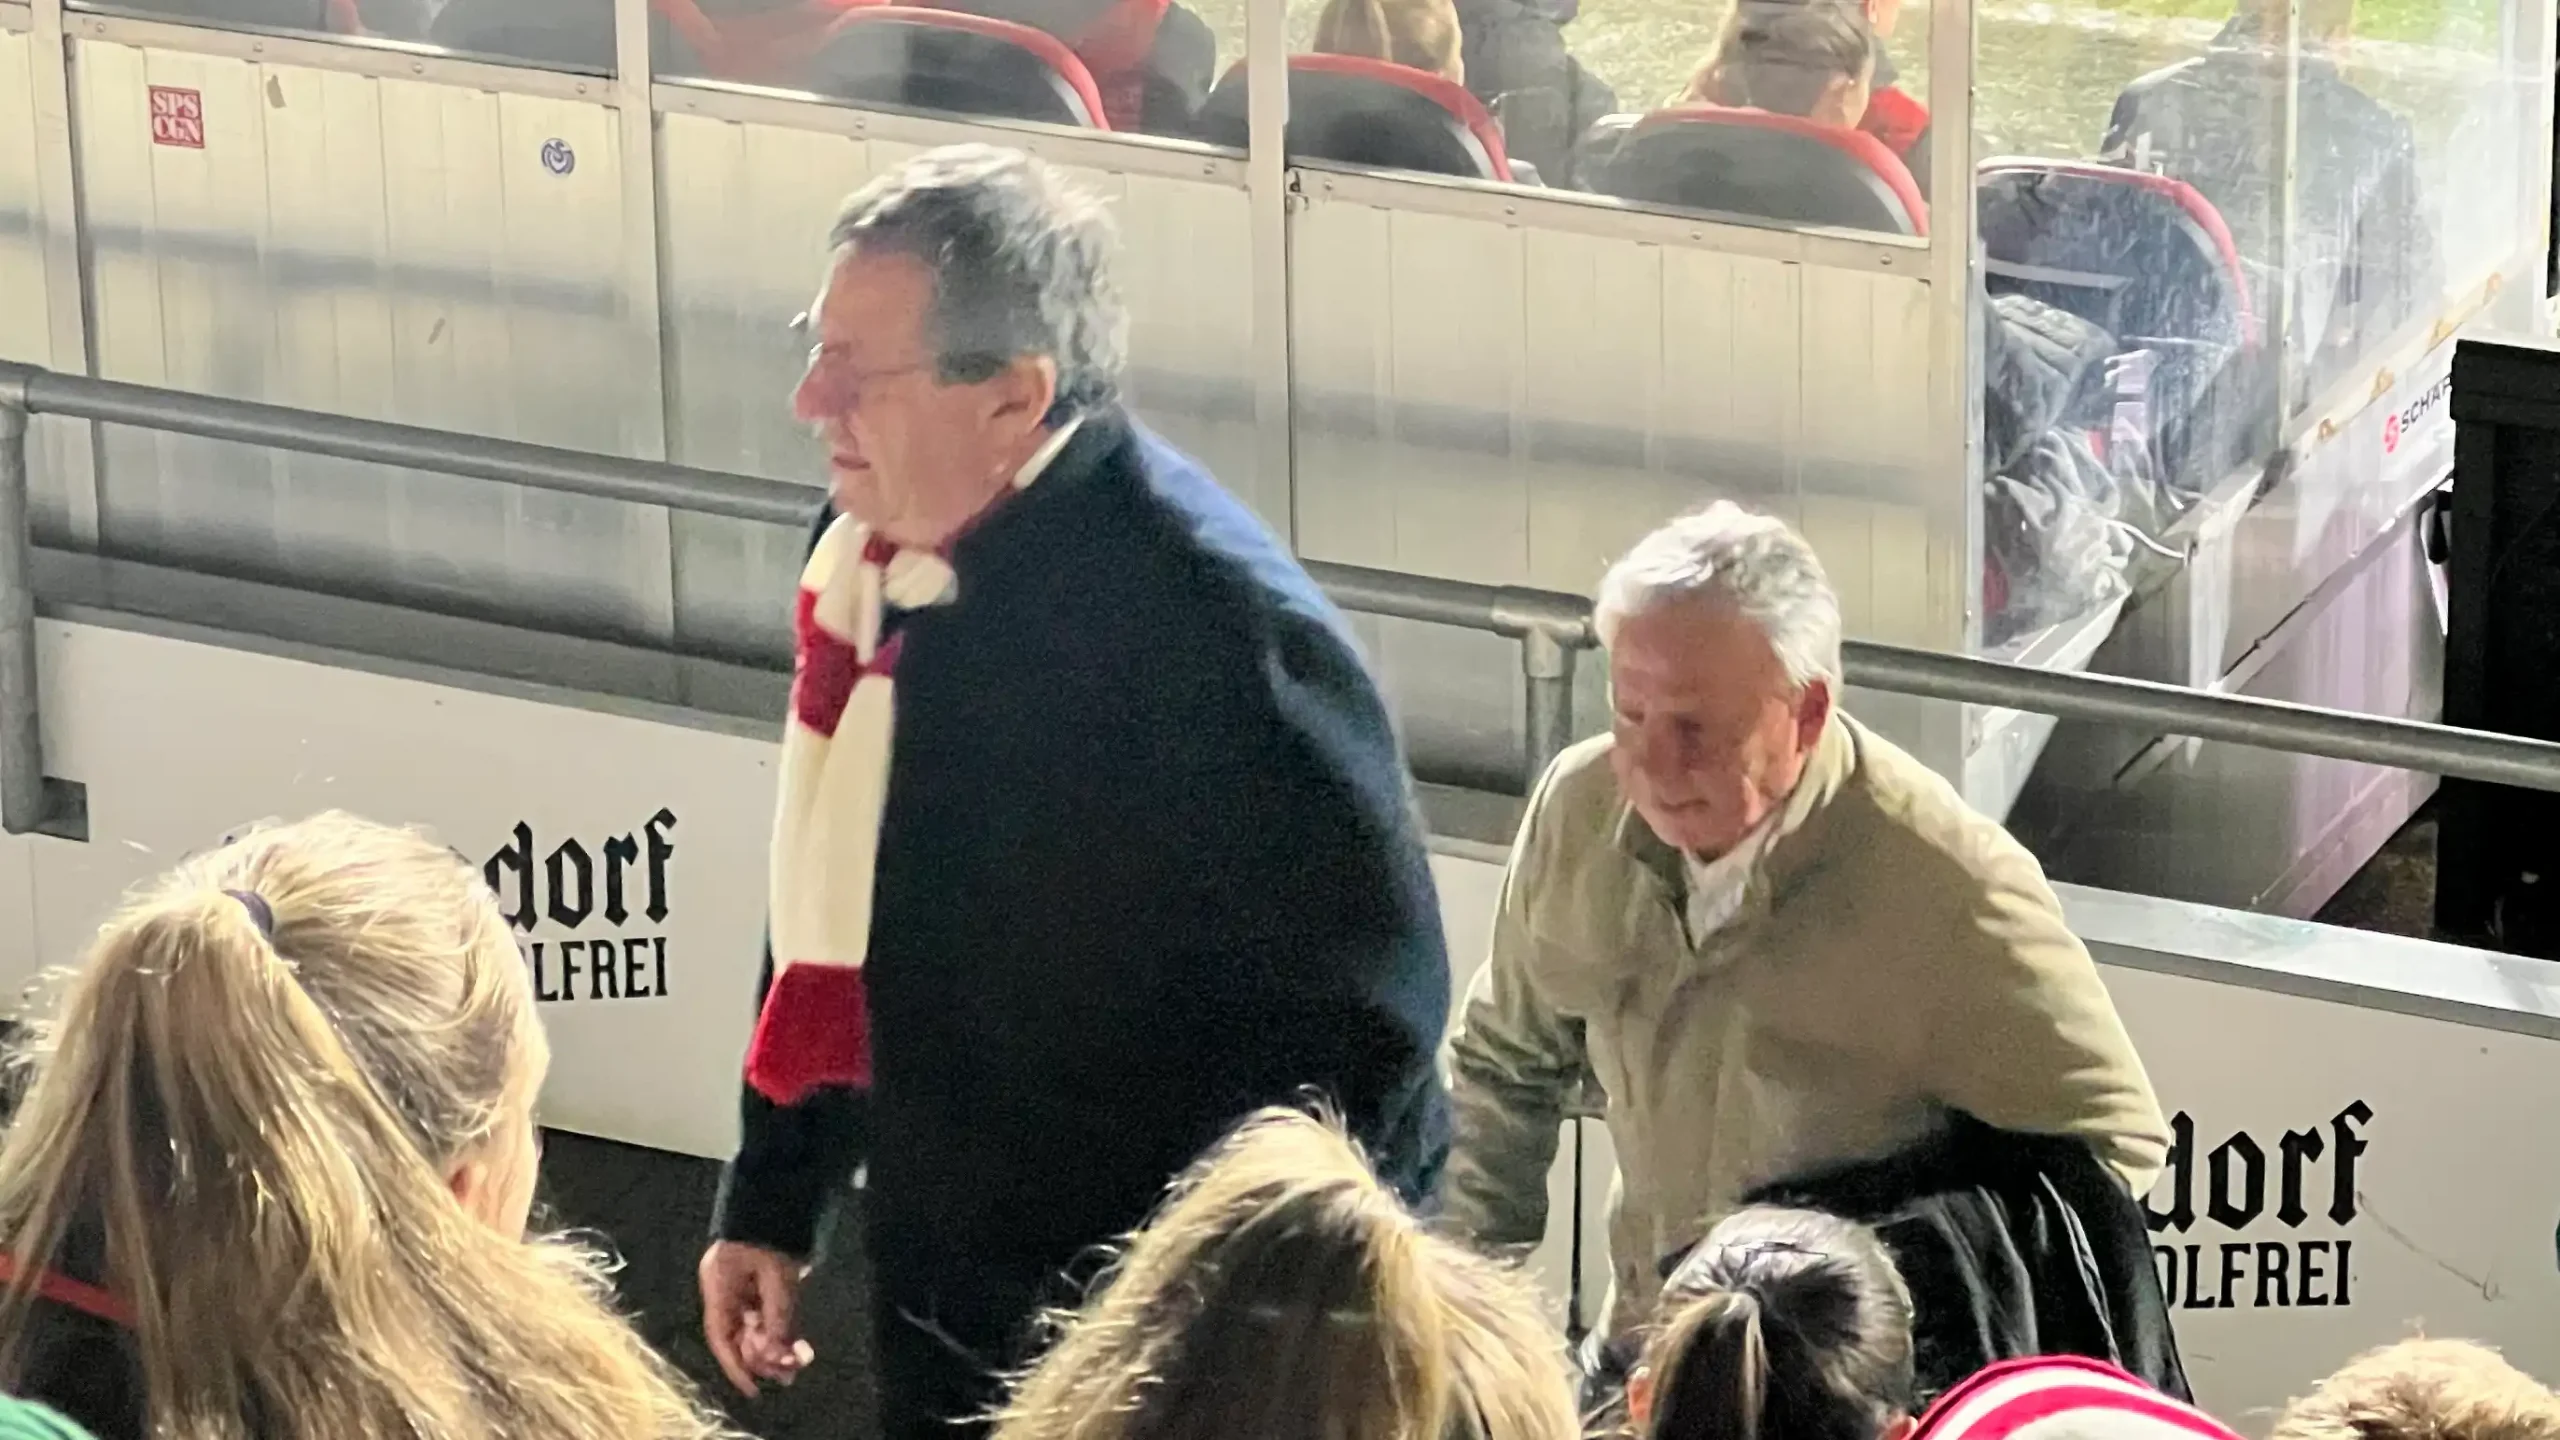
3 611 2555 1428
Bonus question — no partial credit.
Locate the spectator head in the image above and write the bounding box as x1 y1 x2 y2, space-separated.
993 1107 1580 1440
2272 1339 2560 1440
0 812 738 1440
1633 1207 1917 1440
793 143 1129 548
1595 502 1843 860
1312 0 1466 83
1681 0 1877 128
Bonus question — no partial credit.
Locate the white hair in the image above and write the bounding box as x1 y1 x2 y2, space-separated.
1593 502 1843 689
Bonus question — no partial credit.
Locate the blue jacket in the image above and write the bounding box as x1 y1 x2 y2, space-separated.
712 412 1450 1320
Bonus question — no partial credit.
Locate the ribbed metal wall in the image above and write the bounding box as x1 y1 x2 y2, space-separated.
71 38 673 642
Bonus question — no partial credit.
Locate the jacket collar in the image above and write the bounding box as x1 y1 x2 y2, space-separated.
1610 710 1857 908
948 408 1130 575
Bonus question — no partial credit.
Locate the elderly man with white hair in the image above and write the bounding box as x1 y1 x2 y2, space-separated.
1441 502 2170 1354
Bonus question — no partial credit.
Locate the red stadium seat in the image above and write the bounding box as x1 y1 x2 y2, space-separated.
1585 105 1927 236
1977 159 2255 349
808 7 1111 128
1197 55 1513 183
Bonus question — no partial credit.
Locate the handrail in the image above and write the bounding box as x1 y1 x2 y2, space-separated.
8 360 2560 837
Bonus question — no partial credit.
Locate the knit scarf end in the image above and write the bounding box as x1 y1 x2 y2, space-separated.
744 963 874 1104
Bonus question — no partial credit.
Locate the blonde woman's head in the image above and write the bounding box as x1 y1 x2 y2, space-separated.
1679 0 1878 127
0 811 737 1440
1312 0 1466 83
993 1107 1579 1440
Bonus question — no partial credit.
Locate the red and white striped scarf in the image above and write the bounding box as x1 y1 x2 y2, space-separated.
744 419 1081 1105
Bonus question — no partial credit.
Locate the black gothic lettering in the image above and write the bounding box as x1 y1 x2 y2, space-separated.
2208 1131 2266 1228
529 941 559 1002
590 941 620 1000
2255 1241 2290 1306
2180 1245 2216 1308
2298 1240 2330 1306
559 940 584 997
653 936 669 996
486 823 538 933
546 840 594 929
645 810 677 923
2153 1246 2178 1306
2216 1242 2248 1307
2335 1239 2352 1304
2144 1112 2197 1233
2279 1126 2325 1227
603 834 639 925
2330 1103 2371 1225
622 938 652 999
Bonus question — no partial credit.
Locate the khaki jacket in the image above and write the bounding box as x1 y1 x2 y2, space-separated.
1441 713 2169 1338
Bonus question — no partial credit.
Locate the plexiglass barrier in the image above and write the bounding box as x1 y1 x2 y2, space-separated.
1972 0 2548 658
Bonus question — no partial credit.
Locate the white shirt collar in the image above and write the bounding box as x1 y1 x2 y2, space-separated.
1680 811 1781 944
1013 414 1084 491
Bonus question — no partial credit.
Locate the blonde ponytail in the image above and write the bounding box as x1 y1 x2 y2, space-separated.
0 812 742 1440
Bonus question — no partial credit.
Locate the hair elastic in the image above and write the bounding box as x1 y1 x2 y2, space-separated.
222 890 275 939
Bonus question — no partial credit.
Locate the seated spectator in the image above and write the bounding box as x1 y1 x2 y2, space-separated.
0 813 742 1440
1659 0 1925 189
1625 1207 1919 1440
1452 0 1617 185
2102 0 2439 405
991 1107 1580 1440
2272 1339 2560 1440
1673 0 1876 131
941 0 1218 132
1313 0 1465 84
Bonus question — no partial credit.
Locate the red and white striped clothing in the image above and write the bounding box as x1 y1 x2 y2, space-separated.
1917 1359 2241 1440
744 419 1083 1105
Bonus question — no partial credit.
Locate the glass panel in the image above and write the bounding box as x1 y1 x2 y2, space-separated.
1971 0 2298 656
651 0 1236 146
1972 0 2543 659
1191 0 1932 236
70 0 616 69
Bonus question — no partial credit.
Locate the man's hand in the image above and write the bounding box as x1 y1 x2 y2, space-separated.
700 1240 816 1397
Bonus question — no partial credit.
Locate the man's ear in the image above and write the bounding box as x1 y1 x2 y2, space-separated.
1795 677 1834 750
986 353 1061 435
1884 1414 1919 1440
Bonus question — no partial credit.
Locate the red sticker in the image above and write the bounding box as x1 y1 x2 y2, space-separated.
148 86 204 149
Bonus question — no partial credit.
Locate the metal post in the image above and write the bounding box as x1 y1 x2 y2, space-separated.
1522 628 1577 788
0 391 42 836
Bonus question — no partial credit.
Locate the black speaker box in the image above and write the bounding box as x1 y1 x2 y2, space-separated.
2438 336 2560 954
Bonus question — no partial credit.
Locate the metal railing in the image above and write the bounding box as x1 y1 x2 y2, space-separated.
8 358 2560 837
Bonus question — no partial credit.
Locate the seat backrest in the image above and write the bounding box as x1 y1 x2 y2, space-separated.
430 0 697 74
808 7 1110 127
1976 159 2254 350
1196 55 1512 182
1587 105 1926 236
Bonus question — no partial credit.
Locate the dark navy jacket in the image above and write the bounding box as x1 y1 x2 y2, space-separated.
711 411 1450 1327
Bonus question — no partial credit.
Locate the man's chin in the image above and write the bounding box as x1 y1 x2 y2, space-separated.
1640 807 1731 856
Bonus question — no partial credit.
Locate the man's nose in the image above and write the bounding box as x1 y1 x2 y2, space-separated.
791 364 829 425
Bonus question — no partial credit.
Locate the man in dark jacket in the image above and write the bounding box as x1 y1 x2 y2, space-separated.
696 143 1451 1440
2100 0 2439 407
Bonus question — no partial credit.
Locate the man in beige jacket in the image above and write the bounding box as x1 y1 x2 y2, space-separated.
1441 502 2170 1346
